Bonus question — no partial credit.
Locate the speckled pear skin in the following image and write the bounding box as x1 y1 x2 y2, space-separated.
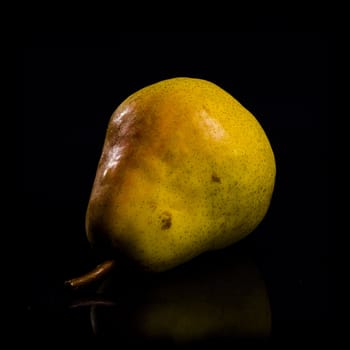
86 77 276 272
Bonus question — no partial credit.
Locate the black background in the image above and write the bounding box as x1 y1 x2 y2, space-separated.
17 32 333 344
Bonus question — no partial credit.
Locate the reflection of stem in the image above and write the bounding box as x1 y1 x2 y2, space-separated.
69 297 117 308
65 260 115 289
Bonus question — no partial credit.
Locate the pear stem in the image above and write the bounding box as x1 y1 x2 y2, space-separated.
65 260 116 289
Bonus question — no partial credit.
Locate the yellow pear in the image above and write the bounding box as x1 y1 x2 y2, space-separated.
85 77 276 272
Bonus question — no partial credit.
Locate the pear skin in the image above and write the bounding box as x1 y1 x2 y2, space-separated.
86 77 276 272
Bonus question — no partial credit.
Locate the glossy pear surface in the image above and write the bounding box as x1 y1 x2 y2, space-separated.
86 77 276 271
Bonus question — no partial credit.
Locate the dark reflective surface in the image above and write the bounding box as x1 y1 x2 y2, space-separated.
90 246 271 344
25 244 272 346
19 32 333 345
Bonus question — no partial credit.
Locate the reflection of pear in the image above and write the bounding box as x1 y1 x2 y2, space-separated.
90 246 271 344
86 77 276 272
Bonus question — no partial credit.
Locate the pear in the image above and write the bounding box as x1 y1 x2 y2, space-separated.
84 77 276 273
